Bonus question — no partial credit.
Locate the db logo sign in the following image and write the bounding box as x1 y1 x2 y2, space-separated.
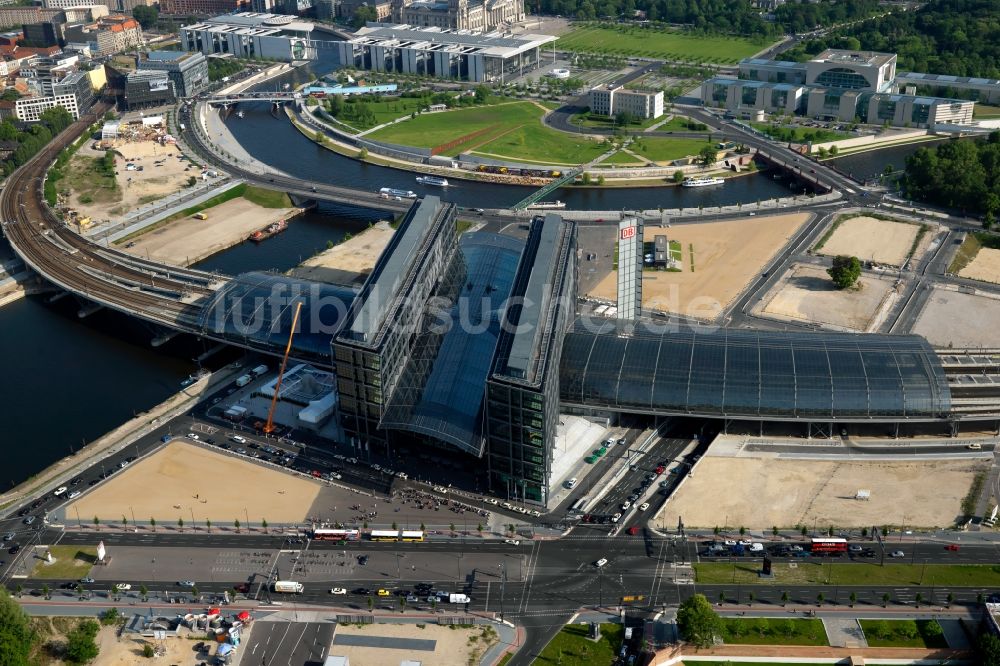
620 226 637 240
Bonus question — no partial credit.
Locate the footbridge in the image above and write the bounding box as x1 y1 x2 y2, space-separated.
203 91 301 105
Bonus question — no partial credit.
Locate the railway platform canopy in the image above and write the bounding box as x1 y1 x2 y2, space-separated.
196 272 357 365
559 319 953 422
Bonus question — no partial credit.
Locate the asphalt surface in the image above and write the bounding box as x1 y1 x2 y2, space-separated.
242 621 334 665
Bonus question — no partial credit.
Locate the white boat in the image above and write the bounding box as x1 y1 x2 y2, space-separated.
236 110 245 118
682 177 724 187
416 175 449 187
526 200 566 209
379 187 417 199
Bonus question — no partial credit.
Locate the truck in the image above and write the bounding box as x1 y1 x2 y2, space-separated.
448 593 470 604
251 364 268 377
235 374 253 387
272 581 304 594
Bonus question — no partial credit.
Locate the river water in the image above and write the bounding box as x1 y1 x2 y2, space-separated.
0 55 835 487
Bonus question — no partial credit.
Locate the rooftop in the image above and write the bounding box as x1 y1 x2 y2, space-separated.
192 12 314 33
349 23 556 57
144 49 198 62
812 49 895 68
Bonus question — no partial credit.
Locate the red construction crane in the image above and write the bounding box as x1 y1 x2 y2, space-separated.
263 300 303 435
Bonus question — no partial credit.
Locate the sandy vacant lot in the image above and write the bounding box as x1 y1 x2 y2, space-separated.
70 140 194 222
658 455 989 530
959 246 1000 284
331 622 498 666
68 440 319 525
758 263 895 331
291 220 395 285
123 197 298 266
587 213 809 320
913 288 1000 348
93 623 235 666
818 216 919 267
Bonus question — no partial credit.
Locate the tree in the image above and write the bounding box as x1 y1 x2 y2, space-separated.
206 519 212 533
738 526 746 536
351 4 377 29
615 110 634 127
979 633 1000 666
713 525 720 536
915 592 923 608
93 516 99 529
41 584 50 601
234 519 241 533
65 619 100 664
450 522 456 535
882 592 891 607
132 4 158 28
828 255 861 290
849 591 857 607
780 591 789 606
367 596 374 613
139 584 148 602
177 517 184 532
477 523 484 537
816 592 825 606
150 517 156 532
801 525 808 536
398 595 406 613
262 519 268 534
142 643 155 658
947 592 955 607
676 594 721 648
122 516 128 529
772 526 779 537
474 85 490 104
698 144 717 167
191 586 198 599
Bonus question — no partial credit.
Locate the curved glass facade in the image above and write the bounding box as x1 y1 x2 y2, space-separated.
197 272 357 363
560 319 951 420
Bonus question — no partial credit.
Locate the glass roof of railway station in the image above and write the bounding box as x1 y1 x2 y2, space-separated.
559 319 952 420
196 272 357 364
380 233 524 455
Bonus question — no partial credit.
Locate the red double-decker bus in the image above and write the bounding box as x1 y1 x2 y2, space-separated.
312 528 360 541
810 537 848 554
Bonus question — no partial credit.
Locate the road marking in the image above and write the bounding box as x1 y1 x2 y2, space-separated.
517 542 541 614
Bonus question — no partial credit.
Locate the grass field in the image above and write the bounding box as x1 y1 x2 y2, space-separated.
720 617 828 646
974 104 1000 119
31 546 97 579
473 124 606 164
556 24 772 63
571 112 666 131
242 185 292 208
368 101 543 153
751 122 851 143
535 623 623 665
694 562 1000 587
632 137 711 162
858 619 948 649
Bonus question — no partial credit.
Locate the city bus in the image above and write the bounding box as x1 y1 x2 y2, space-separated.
810 537 848 554
369 530 401 541
400 530 425 542
312 529 360 541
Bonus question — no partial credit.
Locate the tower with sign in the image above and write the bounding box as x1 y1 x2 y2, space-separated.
616 217 643 320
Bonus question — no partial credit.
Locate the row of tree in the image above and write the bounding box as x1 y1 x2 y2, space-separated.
902 132 1000 222
0 588 101 664
0 106 74 178
535 0 879 38
779 0 1000 79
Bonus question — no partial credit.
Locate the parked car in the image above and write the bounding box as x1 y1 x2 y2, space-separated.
329 588 347 595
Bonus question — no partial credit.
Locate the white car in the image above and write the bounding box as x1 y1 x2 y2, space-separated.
565 477 577 489
611 513 622 523
396 472 408 479
738 539 752 546
890 550 905 558
638 502 650 512
434 486 449 494
232 435 247 444
504 539 520 546
115 583 132 591
789 545 804 552
724 539 737 546
485 498 499 505
329 588 347 595
187 433 200 440
53 487 67 497
595 558 608 568
68 491 81 499
621 501 631 510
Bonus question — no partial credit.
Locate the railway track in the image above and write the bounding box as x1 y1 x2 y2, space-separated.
1 103 226 329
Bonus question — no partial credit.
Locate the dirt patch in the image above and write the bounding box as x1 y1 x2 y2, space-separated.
912 288 1000 348
122 197 299 266
817 216 919 267
290 220 395 285
67 440 320 525
958 247 1000 284
756 263 897 331
657 455 989 530
331 622 498 666
66 140 197 223
91 622 237 665
586 213 809 320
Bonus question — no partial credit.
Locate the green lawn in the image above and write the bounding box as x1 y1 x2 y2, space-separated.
720 617 828 646
473 124 606 164
859 619 948 649
632 137 711 162
571 113 666 131
31 546 97 579
694 562 1000 587
242 185 292 208
974 104 1000 119
328 97 428 132
368 101 542 154
535 623 623 665
655 115 710 132
556 24 773 63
